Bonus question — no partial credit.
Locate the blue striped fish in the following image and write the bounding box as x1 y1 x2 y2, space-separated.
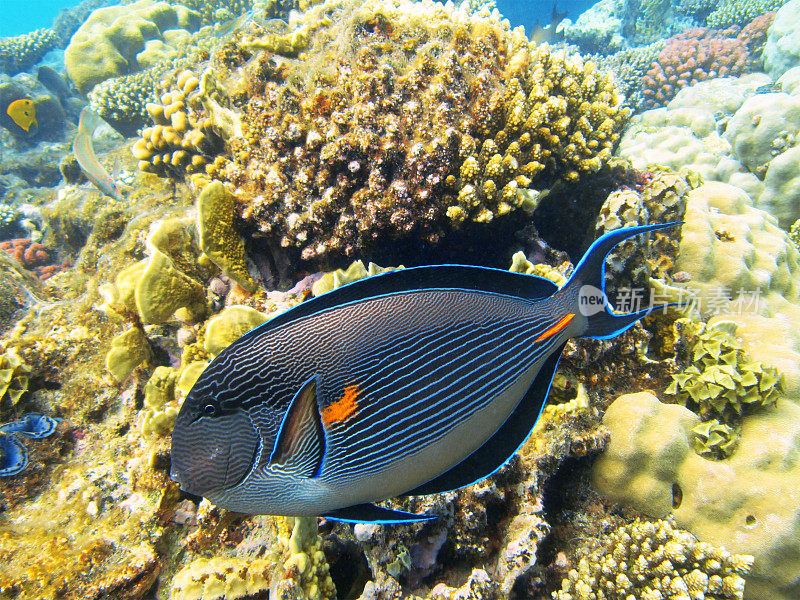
171 223 678 523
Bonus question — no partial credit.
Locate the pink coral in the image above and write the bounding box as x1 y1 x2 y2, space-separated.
642 26 751 108
0 238 64 280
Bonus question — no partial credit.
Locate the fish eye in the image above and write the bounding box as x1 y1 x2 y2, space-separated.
202 402 218 417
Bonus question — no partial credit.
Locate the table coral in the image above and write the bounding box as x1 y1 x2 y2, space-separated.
553 517 752 600
218 0 628 259
642 26 752 108
0 28 61 76
593 392 800 600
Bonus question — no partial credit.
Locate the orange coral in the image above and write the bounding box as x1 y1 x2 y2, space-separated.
641 26 752 108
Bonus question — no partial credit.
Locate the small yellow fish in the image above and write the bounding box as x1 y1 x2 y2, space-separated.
6 99 37 132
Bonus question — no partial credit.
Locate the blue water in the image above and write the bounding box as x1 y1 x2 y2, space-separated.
3 0 594 39
0 0 82 37
496 0 596 32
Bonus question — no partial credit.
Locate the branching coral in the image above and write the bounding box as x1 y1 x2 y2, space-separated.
553 518 753 600
132 69 227 178
88 69 161 137
642 26 751 108
706 0 787 28
219 0 628 259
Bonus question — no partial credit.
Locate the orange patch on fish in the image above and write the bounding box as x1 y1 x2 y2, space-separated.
534 313 575 343
322 385 361 426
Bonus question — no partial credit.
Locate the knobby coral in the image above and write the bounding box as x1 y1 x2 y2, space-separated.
642 26 752 108
216 0 628 259
553 518 753 600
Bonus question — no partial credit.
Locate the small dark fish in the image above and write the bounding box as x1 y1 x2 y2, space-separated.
530 1 568 45
171 223 679 523
73 107 120 200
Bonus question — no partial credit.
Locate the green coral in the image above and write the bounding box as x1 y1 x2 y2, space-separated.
105 327 152 382
706 0 788 27
311 260 404 296
691 419 739 459
141 366 179 437
0 348 30 409
175 0 253 26
64 0 202 95
197 181 256 293
790 218 800 251
0 28 61 76
204 306 270 356
553 518 753 600
666 320 782 458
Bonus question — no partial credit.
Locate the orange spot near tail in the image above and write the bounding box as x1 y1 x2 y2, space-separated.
322 384 361 426
534 313 575 343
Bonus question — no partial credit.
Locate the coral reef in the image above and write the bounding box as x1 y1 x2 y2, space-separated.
790 218 800 250
593 392 800 600
0 347 29 410
175 0 254 26
196 181 256 292
763 0 800 78
311 259 403 296
642 27 752 108
64 0 202 95
0 238 62 280
0 29 61 76
553 518 752 600
674 182 800 394
593 41 665 111
132 69 227 179
219 0 629 259
88 69 162 137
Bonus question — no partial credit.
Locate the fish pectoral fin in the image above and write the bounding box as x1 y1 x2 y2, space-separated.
268 376 325 478
323 503 437 524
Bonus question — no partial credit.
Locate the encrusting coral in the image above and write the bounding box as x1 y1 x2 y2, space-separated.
553 518 753 600
0 348 30 410
210 0 630 259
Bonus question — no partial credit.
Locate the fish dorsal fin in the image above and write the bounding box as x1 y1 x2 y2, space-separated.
237 265 559 347
268 377 325 478
324 503 436 524
405 343 566 496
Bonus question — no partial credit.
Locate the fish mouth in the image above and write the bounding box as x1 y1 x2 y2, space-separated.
170 408 260 497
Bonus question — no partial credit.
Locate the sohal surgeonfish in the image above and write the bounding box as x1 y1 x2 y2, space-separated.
171 223 679 523
6 99 37 132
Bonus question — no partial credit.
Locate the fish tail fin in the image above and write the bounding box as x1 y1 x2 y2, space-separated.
566 222 682 340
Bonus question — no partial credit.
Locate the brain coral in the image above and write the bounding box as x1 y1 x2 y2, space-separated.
593 391 800 600
675 182 800 395
220 0 629 259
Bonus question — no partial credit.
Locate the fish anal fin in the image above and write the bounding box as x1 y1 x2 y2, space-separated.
406 344 566 496
324 503 436 524
268 376 325 478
